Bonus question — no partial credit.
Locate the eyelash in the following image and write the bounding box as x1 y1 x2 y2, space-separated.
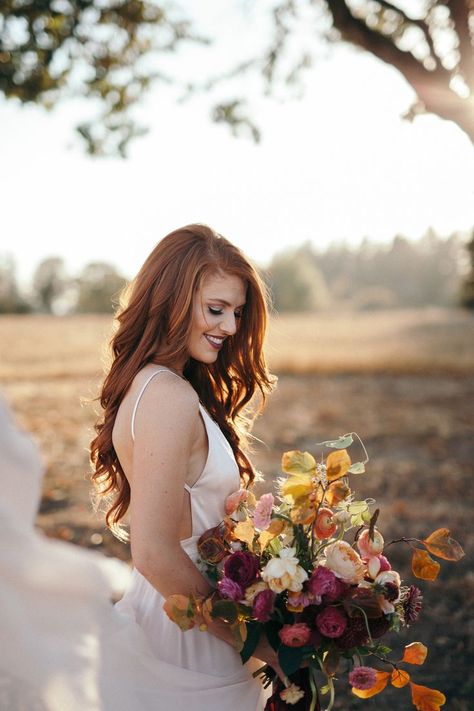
208 307 242 319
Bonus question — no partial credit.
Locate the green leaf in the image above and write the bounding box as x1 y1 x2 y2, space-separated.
317 434 354 449
376 645 392 655
240 622 262 664
320 685 330 695
278 645 305 676
264 621 282 653
348 461 366 474
211 599 238 624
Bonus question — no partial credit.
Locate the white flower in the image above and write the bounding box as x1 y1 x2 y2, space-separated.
280 683 305 705
261 547 308 593
375 570 401 588
324 540 366 584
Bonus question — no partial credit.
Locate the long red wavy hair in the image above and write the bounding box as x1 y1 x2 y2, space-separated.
90 224 275 540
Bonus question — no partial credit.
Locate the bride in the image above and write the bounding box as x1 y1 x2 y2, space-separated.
90 224 282 709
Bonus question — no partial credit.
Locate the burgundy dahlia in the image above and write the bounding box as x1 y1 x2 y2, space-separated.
403 585 423 625
224 551 259 587
335 616 370 650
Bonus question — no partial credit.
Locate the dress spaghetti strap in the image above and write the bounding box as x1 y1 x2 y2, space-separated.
130 368 183 441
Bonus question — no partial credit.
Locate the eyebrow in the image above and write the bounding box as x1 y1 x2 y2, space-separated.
207 298 246 308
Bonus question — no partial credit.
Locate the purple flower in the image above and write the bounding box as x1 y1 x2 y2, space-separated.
252 589 275 622
349 666 377 690
403 585 423 625
307 566 338 599
224 551 260 587
218 576 244 601
316 606 348 638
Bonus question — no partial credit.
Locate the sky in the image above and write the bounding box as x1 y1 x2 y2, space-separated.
1 1 473 287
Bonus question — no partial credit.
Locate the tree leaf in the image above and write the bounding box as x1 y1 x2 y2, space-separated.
326 449 351 481
391 669 410 688
259 518 286 551
233 519 255 549
402 642 428 665
211 599 238 624
422 528 465 561
281 450 316 475
278 644 305 676
240 621 262 664
348 461 366 474
411 549 440 581
318 434 354 449
162 594 195 631
410 682 446 710
323 645 341 676
352 671 390 698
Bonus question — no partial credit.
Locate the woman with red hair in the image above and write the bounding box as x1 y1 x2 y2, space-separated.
91 224 278 709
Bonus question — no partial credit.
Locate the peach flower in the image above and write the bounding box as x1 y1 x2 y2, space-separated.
324 540 366 584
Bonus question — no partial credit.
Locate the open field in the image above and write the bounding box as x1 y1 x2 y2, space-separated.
1 309 473 709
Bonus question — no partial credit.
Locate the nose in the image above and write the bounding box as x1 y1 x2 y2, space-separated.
219 312 237 336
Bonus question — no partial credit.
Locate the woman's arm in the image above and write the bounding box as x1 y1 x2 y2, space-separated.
129 375 240 648
129 374 280 670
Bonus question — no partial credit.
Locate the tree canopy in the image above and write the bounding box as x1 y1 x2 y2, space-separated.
1 1 472 155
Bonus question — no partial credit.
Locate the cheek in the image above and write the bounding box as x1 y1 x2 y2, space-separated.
192 308 210 337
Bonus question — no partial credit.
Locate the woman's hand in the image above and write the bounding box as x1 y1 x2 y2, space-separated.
253 637 287 684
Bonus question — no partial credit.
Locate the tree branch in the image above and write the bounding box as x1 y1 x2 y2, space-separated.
448 0 474 92
326 0 474 141
374 0 438 64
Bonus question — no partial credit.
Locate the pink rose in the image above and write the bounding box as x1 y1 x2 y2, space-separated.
279 623 312 647
253 493 274 530
218 577 244 601
252 589 276 622
316 606 348 638
307 565 338 599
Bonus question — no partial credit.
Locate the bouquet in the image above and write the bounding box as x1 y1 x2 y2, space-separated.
164 434 464 710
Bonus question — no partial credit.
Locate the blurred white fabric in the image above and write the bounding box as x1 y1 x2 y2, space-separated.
0 397 268 710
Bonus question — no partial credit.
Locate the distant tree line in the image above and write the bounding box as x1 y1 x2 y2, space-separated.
265 229 474 312
1 229 473 315
0 257 126 315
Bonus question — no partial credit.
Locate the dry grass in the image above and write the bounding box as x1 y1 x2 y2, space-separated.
0 309 473 708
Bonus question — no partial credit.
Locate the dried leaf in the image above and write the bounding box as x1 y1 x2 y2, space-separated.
352 671 390 698
402 642 428 665
391 669 410 688
280 472 314 503
163 594 195 631
258 518 285 551
233 519 255 550
410 682 446 710
211 599 238 624
422 528 465 561
412 549 440 581
326 449 351 481
281 450 316 475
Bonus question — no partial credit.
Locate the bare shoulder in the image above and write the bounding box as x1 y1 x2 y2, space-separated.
132 367 200 436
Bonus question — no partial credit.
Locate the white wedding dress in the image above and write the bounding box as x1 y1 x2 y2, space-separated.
0 373 268 711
